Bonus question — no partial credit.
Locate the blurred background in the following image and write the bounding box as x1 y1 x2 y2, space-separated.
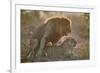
21 10 90 61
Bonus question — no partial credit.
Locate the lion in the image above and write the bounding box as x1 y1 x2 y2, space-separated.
27 16 72 60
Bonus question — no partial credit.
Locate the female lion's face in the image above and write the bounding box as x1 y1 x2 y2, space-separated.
62 37 77 49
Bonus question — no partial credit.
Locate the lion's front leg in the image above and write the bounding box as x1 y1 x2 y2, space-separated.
36 37 46 58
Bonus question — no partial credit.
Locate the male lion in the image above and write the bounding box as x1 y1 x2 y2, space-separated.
27 17 72 60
